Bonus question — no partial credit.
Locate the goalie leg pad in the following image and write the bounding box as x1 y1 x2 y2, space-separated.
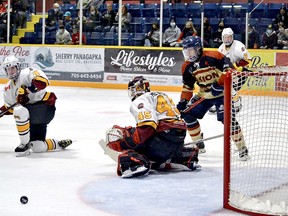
117 150 150 178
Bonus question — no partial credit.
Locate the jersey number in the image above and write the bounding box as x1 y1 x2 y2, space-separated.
156 95 180 117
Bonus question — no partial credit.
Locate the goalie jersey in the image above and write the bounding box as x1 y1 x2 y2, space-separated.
130 91 186 132
3 67 56 109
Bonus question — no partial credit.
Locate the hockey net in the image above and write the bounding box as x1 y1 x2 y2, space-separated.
223 66 288 216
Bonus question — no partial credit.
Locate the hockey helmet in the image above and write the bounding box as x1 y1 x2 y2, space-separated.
2 55 21 80
182 36 203 62
222 28 234 46
128 76 150 101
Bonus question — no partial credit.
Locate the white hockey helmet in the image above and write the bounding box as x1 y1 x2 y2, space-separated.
222 27 234 46
2 55 21 80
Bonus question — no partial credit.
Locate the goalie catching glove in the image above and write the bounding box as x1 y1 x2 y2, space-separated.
106 125 141 152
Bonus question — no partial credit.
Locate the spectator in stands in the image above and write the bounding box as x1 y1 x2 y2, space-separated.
110 5 132 33
68 25 86 45
273 6 288 29
77 0 104 11
55 24 72 45
212 19 225 48
0 3 7 42
100 3 116 32
63 11 74 33
162 17 181 47
46 3 64 32
175 20 197 47
85 5 102 32
0 2 6 14
28 0 35 15
241 24 260 49
74 9 87 29
144 22 160 47
12 0 28 29
203 17 213 48
260 24 278 49
277 27 288 50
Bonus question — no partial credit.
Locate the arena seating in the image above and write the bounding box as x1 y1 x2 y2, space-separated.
18 2 288 46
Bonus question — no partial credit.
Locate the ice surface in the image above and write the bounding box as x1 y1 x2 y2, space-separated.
0 85 245 216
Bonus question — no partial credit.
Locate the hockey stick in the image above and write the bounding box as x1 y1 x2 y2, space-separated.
184 134 223 147
0 103 18 118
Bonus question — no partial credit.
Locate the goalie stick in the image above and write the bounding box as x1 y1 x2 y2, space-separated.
99 134 223 162
0 102 17 118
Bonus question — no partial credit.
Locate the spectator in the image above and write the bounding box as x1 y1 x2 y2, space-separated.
74 9 87 29
68 26 86 45
241 24 260 49
273 6 288 29
0 3 7 42
175 20 197 47
63 11 74 33
260 24 278 49
28 0 35 15
212 19 225 48
46 3 64 32
277 27 288 50
203 17 213 48
85 5 102 32
162 17 181 47
55 24 72 45
100 3 116 32
12 0 28 29
110 5 132 33
76 0 104 11
144 22 160 47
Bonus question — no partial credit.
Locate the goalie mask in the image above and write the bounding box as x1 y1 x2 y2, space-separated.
222 28 234 46
182 36 203 62
2 55 21 80
128 76 150 101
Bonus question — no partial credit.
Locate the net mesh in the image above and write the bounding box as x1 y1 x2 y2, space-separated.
227 68 288 215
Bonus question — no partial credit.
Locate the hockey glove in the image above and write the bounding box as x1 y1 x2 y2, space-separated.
176 99 188 112
17 86 29 105
211 82 224 96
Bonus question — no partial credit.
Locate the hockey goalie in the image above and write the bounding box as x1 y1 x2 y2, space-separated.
101 76 200 178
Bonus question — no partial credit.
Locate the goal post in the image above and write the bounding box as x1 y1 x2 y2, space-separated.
223 67 288 215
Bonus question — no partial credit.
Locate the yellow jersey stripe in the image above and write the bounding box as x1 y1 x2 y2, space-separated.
34 76 49 86
137 121 157 129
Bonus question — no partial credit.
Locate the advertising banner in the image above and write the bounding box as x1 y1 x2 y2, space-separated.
0 45 105 82
104 48 183 86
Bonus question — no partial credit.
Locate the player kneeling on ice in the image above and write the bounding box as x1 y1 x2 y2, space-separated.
0 55 72 156
105 76 200 178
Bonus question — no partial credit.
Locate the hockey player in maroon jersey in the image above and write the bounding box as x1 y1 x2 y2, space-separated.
0 55 72 156
177 36 250 161
104 76 200 178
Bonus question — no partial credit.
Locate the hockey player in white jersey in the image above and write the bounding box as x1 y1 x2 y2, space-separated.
0 55 72 156
105 76 200 178
209 27 251 114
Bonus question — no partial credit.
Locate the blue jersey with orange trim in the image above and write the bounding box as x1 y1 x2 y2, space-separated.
180 50 233 101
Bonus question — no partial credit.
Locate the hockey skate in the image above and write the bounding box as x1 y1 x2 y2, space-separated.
58 139 73 149
208 106 217 114
121 165 149 178
15 143 31 157
196 141 206 154
239 146 250 161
